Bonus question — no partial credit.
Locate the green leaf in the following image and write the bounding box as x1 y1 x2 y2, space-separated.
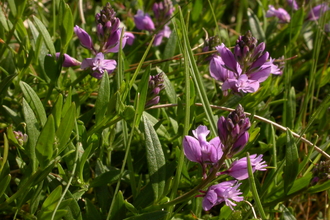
20 81 47 126
191 0 203 22
33 15 56 56
0 6 9 31
95 73 110 125
134 65 151 126
123 211 168 220
59 0 73 48
308 179 330 194
52 94 63 129
279 204 296 220
108 191 126 220
85 198 103 220
159 67 177 105
0 134 9 174
284 129 299 194
90 170 122 187
22 98 39 168
142 115 166 202
36 114 55 169
0 174 11 199
0 74 17 96
56 102 76 154
38 185 62 219
247 8 265 42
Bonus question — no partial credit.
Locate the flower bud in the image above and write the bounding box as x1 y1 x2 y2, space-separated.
74 25 94 51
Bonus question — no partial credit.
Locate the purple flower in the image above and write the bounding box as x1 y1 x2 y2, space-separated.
209 55 235 82
202 180 244 211
54 53 81 67
153 0 174 20
183 125 223 164
125 32 135 45
222 154 267 180
266 5 291 23
134 10 155 31
81 53 117 79
74 25 94 51
307 4 329 21
154 25 172 46
287 0 299 10
209 32 282 95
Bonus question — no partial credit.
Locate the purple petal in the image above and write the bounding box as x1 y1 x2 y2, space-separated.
248 66 271 82
216 44 238 73
74 25 94 50
81 58 94 69
183 136 202 163
134 10 155 31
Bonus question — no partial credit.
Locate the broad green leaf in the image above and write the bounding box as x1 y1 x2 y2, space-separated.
59 0 73 48
0 174 11 198
284 129 299 194
161 29 177 73
56 102 76 154
39 210 67 220
308 179 330 194
123 211 168 220
90 170 122 187
143 112 170 140
36 114 55 169
8 0 17 17
142 115 166 202
247 8 265 41
20 81 47 126
33 15 56 56
52 94 63 129
85 198 103 220
95 73 110 125
58 198 82 220
191 0 203 22
108 191 126 220
158 67 177 105
22 98 39 166
39 185 62 218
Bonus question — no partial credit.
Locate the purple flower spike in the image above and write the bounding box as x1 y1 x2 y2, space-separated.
307 4 329 21
54 53 81 67
183 125 223 164
134 10 155 31
81 53 117 79
74 25 94 51
146 72 165 107
266 5 291 23
223 154 267 180
287 0 299 10
202 180 244 211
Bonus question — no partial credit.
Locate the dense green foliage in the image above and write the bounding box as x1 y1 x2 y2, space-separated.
0 0 329 219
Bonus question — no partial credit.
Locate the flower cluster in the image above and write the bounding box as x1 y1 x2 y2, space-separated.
311 160 330 185
266 2 329 23
13 131 28 146
146 72 165 107
183 105 267 211
209 31 282 95
134 0 174 46
54 3 134 79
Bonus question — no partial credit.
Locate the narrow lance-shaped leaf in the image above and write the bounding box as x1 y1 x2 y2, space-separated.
36 114 55 169
33 16 56 56
59 0 73 48
95 73 110 125
284 129 299 194
142 115 166 202
20 81 47 126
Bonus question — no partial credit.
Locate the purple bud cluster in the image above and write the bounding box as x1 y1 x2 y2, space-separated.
13 131 28 146
311 161 330 185
53 3 135 79
209 31 282 95
183 105 267 211
145 72 165 107
134 0 174 46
